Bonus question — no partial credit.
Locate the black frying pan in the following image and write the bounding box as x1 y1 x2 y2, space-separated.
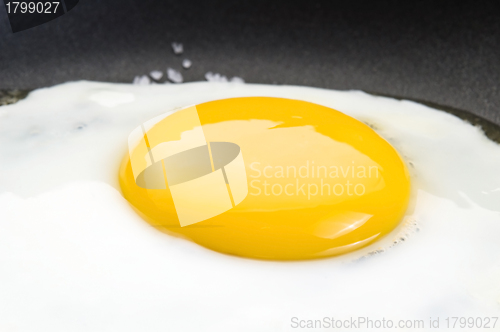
1 0 499 134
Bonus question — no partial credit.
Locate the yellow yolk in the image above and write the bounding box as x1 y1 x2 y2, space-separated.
119 97 411 260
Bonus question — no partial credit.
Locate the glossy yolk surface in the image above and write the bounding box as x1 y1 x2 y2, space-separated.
119 97 411 260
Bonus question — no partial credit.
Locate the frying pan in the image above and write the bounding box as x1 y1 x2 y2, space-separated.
1 2 500 328
1 0 499 136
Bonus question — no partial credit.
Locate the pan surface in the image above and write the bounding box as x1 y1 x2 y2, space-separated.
0 0 499 126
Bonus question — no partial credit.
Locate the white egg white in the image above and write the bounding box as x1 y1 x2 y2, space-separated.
0 81 499 331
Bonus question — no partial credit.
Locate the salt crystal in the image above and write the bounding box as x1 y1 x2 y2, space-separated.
149 70 163 80
205 72 228 82
230 76 245 84
182 59 192 69
167 68 183 83
132 75 151 85
171 42 183 55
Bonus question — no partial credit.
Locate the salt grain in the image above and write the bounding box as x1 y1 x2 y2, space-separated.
132 75 151 85
230 76 245 84
205 72 228 82
149 70 163 81
167 68 183 83
182 59 192 69
171 42 184 55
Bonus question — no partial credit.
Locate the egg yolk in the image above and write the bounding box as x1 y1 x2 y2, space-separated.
119 97 410 260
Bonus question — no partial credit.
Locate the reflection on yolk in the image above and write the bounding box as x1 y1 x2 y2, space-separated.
119 97 411 260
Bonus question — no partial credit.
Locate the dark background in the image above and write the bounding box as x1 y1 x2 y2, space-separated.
1 0 499 124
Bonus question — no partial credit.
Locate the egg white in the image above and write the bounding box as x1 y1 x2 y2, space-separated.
0 81 499 331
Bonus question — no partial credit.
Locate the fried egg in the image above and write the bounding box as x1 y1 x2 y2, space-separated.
0 81 499 331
